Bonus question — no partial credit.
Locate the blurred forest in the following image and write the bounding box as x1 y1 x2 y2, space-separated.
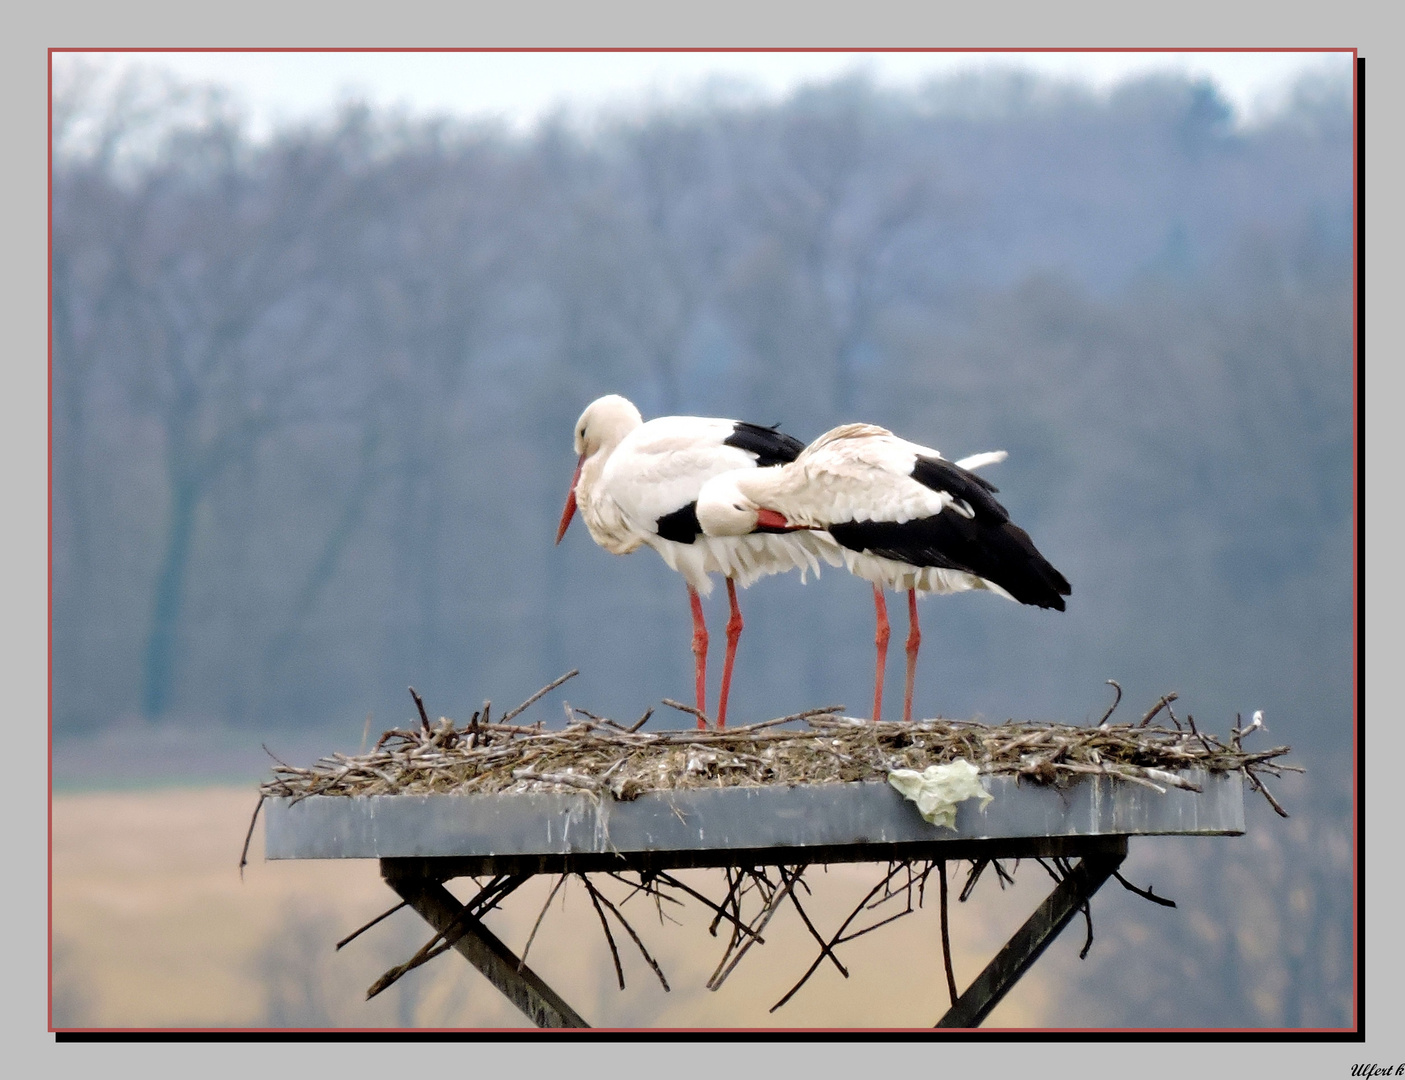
50 59 1356 1027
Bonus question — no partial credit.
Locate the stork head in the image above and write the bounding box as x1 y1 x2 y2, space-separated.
557 395 645 544
571 394 643 458
696 470 801 537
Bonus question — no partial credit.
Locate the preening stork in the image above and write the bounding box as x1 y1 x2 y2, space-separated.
555 395 841 729
696 423 1070 723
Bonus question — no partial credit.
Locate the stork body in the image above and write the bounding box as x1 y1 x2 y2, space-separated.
696 423 1070 722
556 395 840 728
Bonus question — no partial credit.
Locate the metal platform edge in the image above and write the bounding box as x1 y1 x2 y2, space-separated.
264 768 1245 862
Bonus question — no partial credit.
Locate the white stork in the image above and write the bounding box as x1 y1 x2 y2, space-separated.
555 394 841 729
695 423 1070 724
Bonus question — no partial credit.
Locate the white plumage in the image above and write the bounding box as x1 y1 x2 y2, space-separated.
697 422 1070 723
556 394 841 728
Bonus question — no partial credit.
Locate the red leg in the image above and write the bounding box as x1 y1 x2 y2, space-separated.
688 585 709 729
717 579 743 730
872 585 890 723
903 589 921 724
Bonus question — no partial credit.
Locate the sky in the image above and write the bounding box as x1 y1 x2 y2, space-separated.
51 49 1354 140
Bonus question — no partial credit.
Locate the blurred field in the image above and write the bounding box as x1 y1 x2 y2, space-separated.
53 785 1076 1030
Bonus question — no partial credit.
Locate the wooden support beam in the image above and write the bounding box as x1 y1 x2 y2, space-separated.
381 862 589 1029
935 838 1127 1029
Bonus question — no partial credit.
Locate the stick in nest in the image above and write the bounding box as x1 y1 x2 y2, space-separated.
518 874 570 972
408 686 432 734
939 861 958 1007
711 866 801 992
662 698 710 727
579 875 670 992
1139 692 1179 728
499 670 579 725
337 900 409 950
777 865 847 981
1113 872 1176 908
770 862 908 1012
364 875 524 999
237 794 265 879
1098 680 1122 727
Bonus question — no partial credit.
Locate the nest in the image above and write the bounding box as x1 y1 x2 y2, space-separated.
257 674 1298 816
247 674 1300 1019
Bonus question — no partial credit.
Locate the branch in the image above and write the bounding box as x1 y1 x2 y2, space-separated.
518 874 569 972
499 670 579 725
661 698 710 727
237 794 265 879
1097 680 1123 727
1113 872 1176 908
582 875 625 990
1139 693 1179 728
939 861 958 1007
409 686 431 735
336 900 408 951
580 876 670 992
711 866 802 992
779 866 848 980
653 871 765 945
771 863 905 1012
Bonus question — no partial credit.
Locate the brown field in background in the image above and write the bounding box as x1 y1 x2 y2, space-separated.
52 786 1074 1030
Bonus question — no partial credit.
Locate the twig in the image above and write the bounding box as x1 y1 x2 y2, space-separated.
1139 693 1179 728
959 860 987 903
511 769 602 793
939 861 958 1006
409 686 431 735
580 876 670 992
367 940 456 999
726 706 847 732
601 871 685 915
238 794 265 880
653 872 765 945
830 905 916 945
1098 680 1123 727
337 900 409 950
712 866 802 991
627 708 654 734
582 875 626 990
771 863 905 1012
500 670 579 725
662 698 710 727
1185 714 1216 756
1113 872 1176 908
518 874 569 972
364 875 523 999
1244 768 1290 817
709 867 743 937
778 866 848 979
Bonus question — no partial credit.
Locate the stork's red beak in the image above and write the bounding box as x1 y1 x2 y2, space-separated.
755 508 800 532
555 456 584 544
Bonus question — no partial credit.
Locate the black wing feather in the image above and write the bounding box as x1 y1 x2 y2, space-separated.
828 465 1071 614
655 502 702 545
910 455 1006 520
723 422 806 467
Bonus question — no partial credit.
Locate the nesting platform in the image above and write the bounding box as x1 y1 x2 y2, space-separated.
265 768 1245 1028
